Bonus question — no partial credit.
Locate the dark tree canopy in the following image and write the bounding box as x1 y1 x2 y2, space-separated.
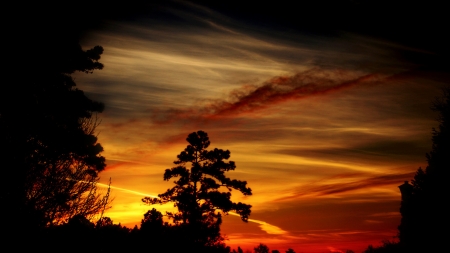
397 87 450 252
143 130 252 246
141 208 164 232
1 22 109 232
254 243 269 253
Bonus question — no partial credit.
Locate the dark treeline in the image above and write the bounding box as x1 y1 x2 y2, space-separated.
25 213 230 253
24 213 299 253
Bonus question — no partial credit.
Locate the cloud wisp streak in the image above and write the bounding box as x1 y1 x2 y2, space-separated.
97 182 159 198
227 212 288 235
275 172 414 202
217 210 288 236
152 68 383 125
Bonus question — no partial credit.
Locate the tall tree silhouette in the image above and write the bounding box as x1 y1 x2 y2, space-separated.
143 130 252 246
398 87 450 252
1 8 109 233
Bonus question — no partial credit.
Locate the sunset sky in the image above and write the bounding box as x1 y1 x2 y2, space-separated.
70 1 449 252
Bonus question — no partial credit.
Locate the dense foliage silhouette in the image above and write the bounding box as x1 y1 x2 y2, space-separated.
1 6 110 244
254 243 270 253
366 87 450 253
143 130 252 247
0 42 108 228
397 87 450 252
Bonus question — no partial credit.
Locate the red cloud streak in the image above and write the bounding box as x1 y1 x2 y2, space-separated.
206 69 380 118
152 68 382 124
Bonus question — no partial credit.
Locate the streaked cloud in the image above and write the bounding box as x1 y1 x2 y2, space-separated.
274 172 414 202
97 182 159 198
226 212 288 235
150 68 382 124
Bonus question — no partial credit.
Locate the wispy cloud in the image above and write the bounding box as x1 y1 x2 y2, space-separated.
227 212 288 235
275 172 413 202
97 182 159 198
205 69 380 117
152 68 383 124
